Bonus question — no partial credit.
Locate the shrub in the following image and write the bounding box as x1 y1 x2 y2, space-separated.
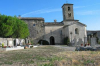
31 40 34 45
38 40 49 45
87 40 90 44
98 40 100 44
2 43 4 48
96 37 99 43
30 46 33 48
63 37 70 45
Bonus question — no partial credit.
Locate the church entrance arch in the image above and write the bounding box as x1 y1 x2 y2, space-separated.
50 36 55 45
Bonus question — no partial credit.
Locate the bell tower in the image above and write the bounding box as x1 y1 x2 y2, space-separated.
62 3 74 21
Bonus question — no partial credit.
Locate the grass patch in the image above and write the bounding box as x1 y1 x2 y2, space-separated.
0 46 100 66
84 60 94 64
4 61 13 65
35 55 64 62
40 63 53 66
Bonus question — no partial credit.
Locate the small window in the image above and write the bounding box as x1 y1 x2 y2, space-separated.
33 24 35 26
68 13 71 17
75 28 79 34
68 7 70 11
63 8 65 11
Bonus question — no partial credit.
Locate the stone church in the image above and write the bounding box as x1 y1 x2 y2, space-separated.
19 3 87 45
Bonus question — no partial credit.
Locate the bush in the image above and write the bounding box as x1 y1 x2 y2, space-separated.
30 46 33 48
31 40 34 45
98 40 100 44
2 43 4 48
63 37 70 45
96 37 99 43
38 40 49 45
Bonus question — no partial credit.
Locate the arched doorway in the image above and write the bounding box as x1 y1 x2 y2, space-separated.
50 36 55 45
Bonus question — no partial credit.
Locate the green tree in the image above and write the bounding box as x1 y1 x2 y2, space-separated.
96 37 99 43
0 14 29 38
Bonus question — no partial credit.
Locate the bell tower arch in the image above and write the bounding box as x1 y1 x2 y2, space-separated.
62 3 74 21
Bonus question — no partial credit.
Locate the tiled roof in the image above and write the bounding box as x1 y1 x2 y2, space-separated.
18 17 44 20
63 21 86 28
62 3 73 7
45 22 64 26
64 19 79 21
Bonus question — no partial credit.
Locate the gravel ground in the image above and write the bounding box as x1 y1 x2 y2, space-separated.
53 45 76 51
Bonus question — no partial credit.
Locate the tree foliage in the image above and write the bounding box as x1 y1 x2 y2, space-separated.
0 14 29 38
96 37 99 43
38 40 49 45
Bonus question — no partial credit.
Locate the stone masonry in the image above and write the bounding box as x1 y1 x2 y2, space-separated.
19 17 45 43
18 3 87 45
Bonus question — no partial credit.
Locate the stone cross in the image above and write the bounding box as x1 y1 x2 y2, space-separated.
66 0 68 3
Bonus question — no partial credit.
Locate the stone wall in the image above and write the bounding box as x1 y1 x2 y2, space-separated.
69 23 87 46
20 18 45 43
63 20 87 46
62 4 74 20
44 25 63 44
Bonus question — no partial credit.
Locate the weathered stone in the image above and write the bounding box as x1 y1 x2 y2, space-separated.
17 3 87 45
91 38 96 49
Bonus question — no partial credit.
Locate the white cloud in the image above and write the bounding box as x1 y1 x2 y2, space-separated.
21 3 100 16
21 8 61 17
75 10 100 15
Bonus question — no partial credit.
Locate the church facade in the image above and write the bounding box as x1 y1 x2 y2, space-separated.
19 3 87 46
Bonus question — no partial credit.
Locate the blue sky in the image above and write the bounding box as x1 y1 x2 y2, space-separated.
0 0 100 30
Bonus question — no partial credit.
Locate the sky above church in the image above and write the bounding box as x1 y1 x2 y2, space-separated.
0 0 100 30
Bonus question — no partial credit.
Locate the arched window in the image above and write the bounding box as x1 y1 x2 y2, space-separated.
68 7 70 11
33 24 35 26
68 13 71 17
75 28 79 34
